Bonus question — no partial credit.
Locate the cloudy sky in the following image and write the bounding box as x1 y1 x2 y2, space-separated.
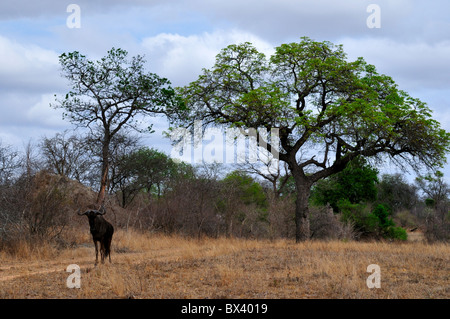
0 0 449 180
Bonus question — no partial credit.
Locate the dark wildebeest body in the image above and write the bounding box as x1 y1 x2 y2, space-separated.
78 207 114 265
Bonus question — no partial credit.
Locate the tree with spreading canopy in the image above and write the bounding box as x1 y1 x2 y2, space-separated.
171 37 450 242
53 48 177 205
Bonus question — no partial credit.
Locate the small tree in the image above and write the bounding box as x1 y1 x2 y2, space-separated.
415 170 450 207
0 142 19 186
112 147 193 207
40 131 95 184
53 48 177 205
415 171 450 241
239 156 292 198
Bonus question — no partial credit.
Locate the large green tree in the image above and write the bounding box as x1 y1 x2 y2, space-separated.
53 48 177 205
172 37 450 242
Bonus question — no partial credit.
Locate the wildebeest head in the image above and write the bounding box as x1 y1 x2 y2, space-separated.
77 206 107 233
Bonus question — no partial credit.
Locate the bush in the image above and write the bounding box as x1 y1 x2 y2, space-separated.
266 193 295 239
0 171 80 254
338 200 373 238
394 210 419 229
377 173 419 213
425 203 450 242
309 205 358 240
311 157 378 213
371 204 394 229
338 201 407 240
387 226 408 241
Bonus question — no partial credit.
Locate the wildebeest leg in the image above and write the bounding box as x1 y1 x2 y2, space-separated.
100 241 106 264
104 237 112 263
94 240 99 265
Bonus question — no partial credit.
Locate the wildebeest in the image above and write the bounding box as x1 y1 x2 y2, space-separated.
78 206 114 265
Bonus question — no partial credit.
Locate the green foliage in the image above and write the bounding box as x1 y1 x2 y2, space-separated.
113 147 194 207
377 173 419 212
311 157 378 212
222 171 267 209
339 201 407 240
54 47 180 204
387 226 408 241
425 198 435 207
416 170 450 207
172 36 450 241
338 200 375 237
371 204 395 229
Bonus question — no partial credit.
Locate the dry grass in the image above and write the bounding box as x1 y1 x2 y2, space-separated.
0 229 448 299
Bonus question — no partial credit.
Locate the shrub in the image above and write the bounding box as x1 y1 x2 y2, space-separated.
338 199 373 238
311 157 378 213
387 226 408 241
338 201 407 240
425 204 450 242
394 210 419 229
371 204 395 229
309 205 358 240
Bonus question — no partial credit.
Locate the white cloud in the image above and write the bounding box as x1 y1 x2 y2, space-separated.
185 0 414 43
339 37 450 91
0 35 58 72
26 94 66 128
0 36 70 149
0 35 62 92
141 29 274 86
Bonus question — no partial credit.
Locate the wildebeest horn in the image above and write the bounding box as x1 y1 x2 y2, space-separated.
97 205 106 215
77 208 87 216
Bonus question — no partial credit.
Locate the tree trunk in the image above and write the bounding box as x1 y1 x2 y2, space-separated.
288 163 312 242
294 181 311 242
96 162 108 205
96 142 110 206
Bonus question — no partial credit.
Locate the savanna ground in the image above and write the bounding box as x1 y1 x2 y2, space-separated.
0 229 448 299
